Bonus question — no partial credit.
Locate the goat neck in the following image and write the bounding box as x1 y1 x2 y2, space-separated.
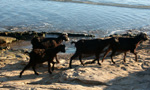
55 37 63 45
133 35 144 49
134 35 145 44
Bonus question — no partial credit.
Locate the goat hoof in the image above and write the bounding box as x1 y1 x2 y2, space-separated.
90 61 95 64
48 71 52 74
52 68 54 71
55 61 59 64
57 61 60 64
98 63 101 65
113 62 116 64
122 61 126 64
19 75 22 78
35 73 39 75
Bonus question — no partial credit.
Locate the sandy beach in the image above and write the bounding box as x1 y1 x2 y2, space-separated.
0 0 150 89
0 38 150 90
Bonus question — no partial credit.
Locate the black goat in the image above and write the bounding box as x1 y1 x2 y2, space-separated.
19 45 66 78
31 33 69 63
69 37 119 68
102 33 148 64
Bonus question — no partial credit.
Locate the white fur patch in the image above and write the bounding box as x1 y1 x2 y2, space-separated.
67 38 70 41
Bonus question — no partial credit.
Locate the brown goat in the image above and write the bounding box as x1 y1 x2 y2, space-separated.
19 45 66 78
31 33 69 63
102 33 148 64
69 37 119 68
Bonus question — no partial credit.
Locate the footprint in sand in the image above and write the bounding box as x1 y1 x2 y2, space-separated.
121 67 127 71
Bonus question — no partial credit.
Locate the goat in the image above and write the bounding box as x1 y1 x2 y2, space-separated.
19 45 66 78
69 37 119 68
31 33 69 63
101 32 148 64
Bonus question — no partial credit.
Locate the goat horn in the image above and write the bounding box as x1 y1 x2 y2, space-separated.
62 33 68 35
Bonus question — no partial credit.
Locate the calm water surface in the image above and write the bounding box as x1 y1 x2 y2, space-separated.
0 0 150 36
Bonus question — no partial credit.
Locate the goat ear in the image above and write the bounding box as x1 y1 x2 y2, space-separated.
139 32 146 36
33 35 39 38
139 32 146 37
114 38 119 42
142 33 149 40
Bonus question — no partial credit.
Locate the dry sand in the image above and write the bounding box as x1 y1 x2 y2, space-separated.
0 40 150 90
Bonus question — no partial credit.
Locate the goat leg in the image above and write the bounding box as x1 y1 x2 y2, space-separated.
19 63 31 78
55 54 59 63
134 52 138 62
79 55 84 66
69 52 79 68
96 54 101 65
102 49 111 63
131 49 138 62
90 59 96 64
48 61 52 74
90 53 99 64
96 58 101 65
32 64 39 75
69 59 73 68
52 62 55 71
123 52 127 63
110 51 116 64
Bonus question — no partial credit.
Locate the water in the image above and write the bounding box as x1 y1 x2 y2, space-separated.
0 0 150 53
0 0 150 35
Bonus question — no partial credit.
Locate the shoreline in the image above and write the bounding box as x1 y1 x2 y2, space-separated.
0 30 149 53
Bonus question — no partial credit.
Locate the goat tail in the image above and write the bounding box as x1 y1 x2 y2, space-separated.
71 41 77 44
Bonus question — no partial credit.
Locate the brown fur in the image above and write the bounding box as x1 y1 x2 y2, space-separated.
19 45 66 78
31 33 69 63
102 33 148 64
